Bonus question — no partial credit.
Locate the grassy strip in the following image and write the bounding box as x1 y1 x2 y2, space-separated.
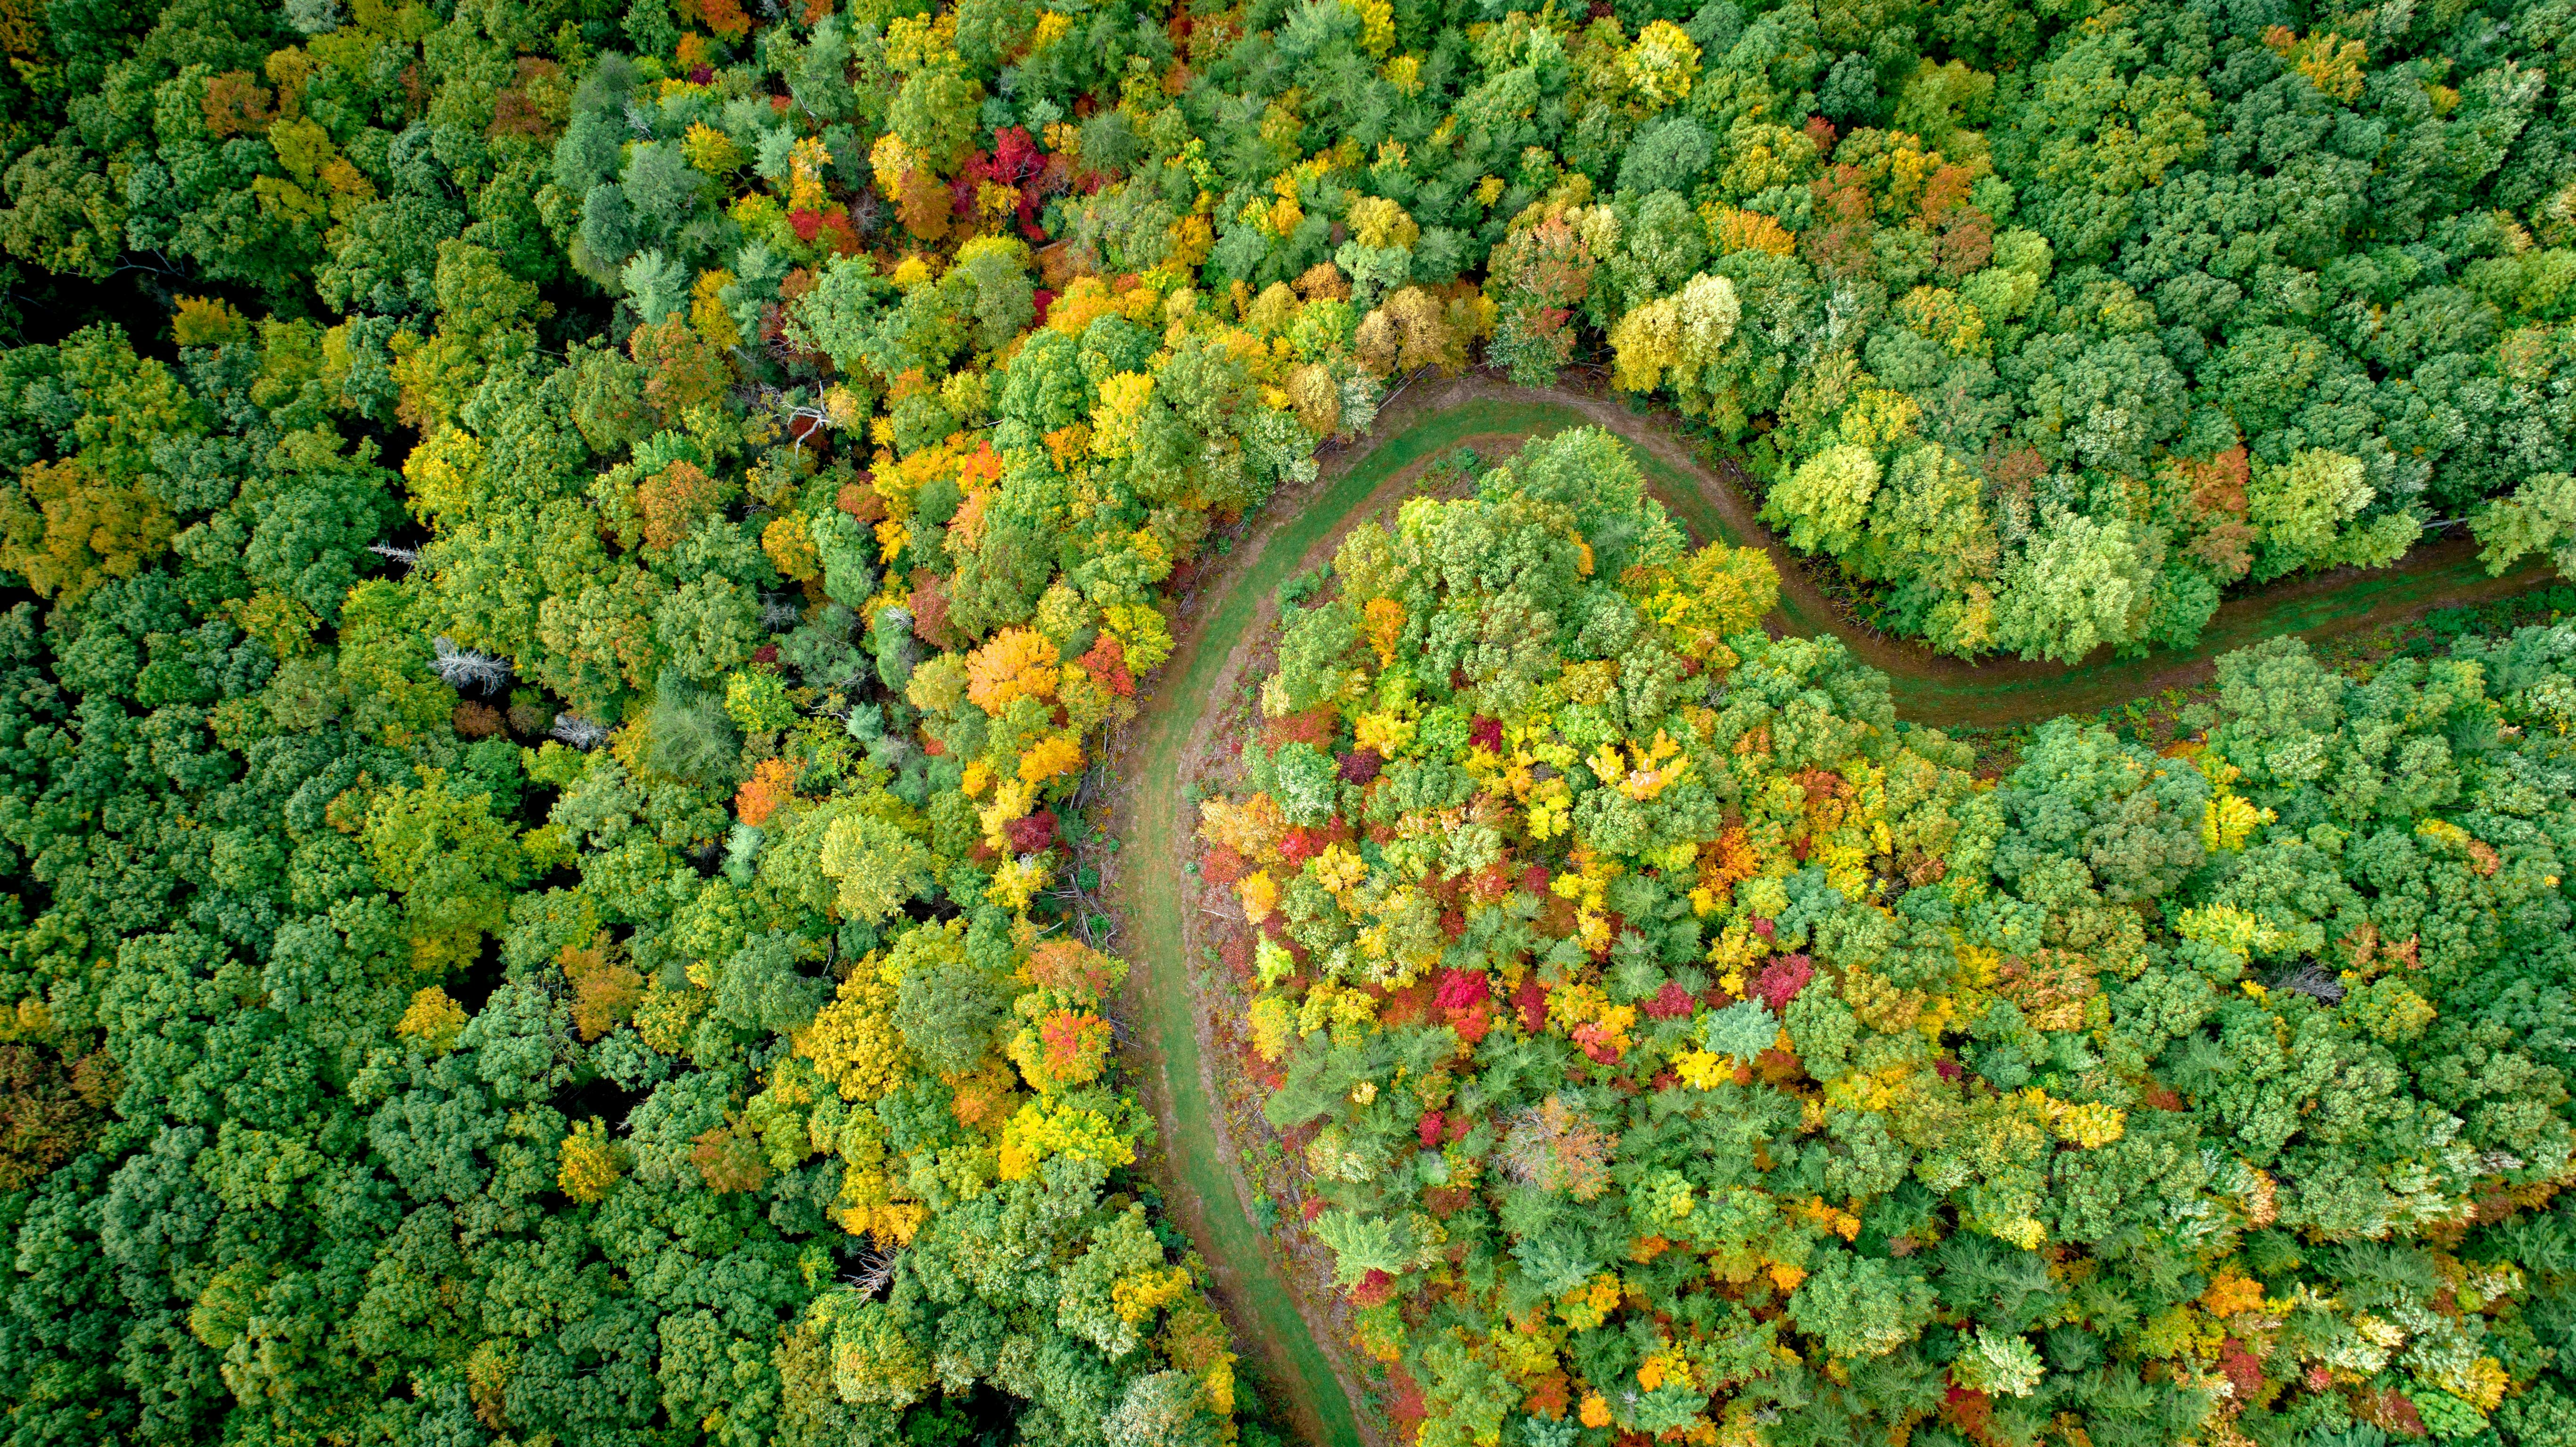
1123 395 2561 1442
1120 402 1515 1445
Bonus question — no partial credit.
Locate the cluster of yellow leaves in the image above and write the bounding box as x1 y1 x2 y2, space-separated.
1308 844 1370 895
2194 755 2276 851
557 1118 622 1203
2176 903 2297 966
831 1164 931 1247
1669 1048 1733 1089
633 975 709 1053
1246 995 1296 1061
2199 1269 2275 1319
1635 543 1781 661
986 855 1051 911
1101 601 1175 671
965 627 1061 712
395 986 469 1052
997 1098 1136 1179
1362 597 1406 665
1049 274 1167 338
1548 847 1621 952
1560 1274 1623 1332
2204 792 2273 852
1799 1196 1864 1241
2262 25 2369 101
2036 1094 2128 1149
794 975 908 1101
1907 273 1997 352
1294 979 1380 1044
1202 792 1287 857
1622 20 1701 103
1112 1265 1194 1324
1018 734 1084 784
0 455 178 606
1238 870 1279 923
761 513 820 581
1590 730 1693 801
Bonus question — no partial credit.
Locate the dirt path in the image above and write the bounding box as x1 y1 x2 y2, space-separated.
1103 377 2563 1447
1104 378 1494 1447
1408 377 2560 726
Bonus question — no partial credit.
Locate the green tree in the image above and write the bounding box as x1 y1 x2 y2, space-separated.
364 769 532 972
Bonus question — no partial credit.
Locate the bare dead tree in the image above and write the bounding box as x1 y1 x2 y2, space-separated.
844 1246 902 1297
552 713 611 750
430 637 511 694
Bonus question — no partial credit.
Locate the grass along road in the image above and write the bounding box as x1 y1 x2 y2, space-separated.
1106 377 2560 1445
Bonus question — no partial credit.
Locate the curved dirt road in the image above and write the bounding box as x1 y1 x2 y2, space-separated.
1106 376 2561 1446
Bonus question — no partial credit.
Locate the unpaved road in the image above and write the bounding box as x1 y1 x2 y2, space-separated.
1105 376 2560 1446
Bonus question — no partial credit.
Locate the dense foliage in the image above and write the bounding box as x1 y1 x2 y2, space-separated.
1 0 2575 1442
0 313 1255 1444
8 0 2563 673
1552 2 2576 664
1207 430 2576 1447
0 0 1301 1442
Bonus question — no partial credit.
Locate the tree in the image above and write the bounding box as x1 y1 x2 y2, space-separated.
811 1291 932 1407
894 950 1011 1076
1990 509 2155 664
1791 1253 1938 1360
966 627 1060 712
0 454 178 604
1765 444 1880 558
655 576 764 682
364 769 532 971
2473 472 2576 576
1102 1371 1224 1447
951 237 1037 353
2246 448 2382 581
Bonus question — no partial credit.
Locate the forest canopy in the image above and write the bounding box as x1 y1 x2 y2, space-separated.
0 0 2571 1444
1205 430 2576 1447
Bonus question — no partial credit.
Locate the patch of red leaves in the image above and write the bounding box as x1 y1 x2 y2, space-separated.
1514 978 1551 1034
1351 1269 1397 1308
1200 843 1246 888
1434 969 1492 1011
1004 810 1057 854
1076 633 1133 696
1753 954 1814 1011
1378 979 1436 1028
1642 981 1698 1019
1263 708 1337 750
1943 1385 1992 1438
1217 935 1252 981
1275 820 1351 867
2217 1339 2265 1399
1381 1366 1426 1428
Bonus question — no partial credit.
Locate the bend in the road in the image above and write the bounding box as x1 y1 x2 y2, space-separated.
1108 376 2562 1447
